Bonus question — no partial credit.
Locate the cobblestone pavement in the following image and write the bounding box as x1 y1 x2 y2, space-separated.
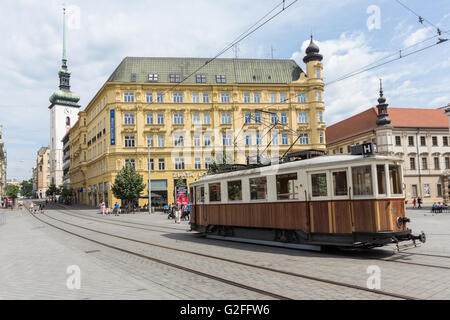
1 202 449 300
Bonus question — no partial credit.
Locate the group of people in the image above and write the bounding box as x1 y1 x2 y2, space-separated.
29 202 45 214
166 202 190 223
99 202 120 216
431 202 447 213
411 197 423 208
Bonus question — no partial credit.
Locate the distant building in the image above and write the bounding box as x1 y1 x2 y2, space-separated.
0 125 6 197
7 179 21 187
62 131 71 185
327 83 450 204
35 147 51 199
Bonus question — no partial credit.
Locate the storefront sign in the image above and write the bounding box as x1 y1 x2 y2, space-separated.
173 172 206 178
110 109 116 145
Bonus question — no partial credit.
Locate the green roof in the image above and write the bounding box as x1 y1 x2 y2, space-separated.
107 57 303 84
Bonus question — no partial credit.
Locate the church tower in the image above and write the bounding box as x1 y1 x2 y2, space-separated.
375 79 394 156
49 8 80 187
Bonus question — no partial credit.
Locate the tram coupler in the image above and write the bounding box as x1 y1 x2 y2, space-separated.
409 231 426 244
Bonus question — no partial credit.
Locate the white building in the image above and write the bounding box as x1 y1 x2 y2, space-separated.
48 9 80 186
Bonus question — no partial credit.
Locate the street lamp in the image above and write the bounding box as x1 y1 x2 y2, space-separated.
147 139 151 214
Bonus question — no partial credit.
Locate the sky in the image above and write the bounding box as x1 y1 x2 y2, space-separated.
1 0 449 181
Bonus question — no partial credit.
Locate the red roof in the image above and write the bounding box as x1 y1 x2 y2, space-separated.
326 107 449 144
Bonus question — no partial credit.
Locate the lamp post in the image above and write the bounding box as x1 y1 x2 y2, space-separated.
148 140 151 214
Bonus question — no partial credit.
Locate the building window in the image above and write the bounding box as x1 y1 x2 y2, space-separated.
204 134 211 146
254 112 261 123
174 134 184 147
203 113 210 124
146 113 154 124
254 93 261 103
438 184 443 197
124 136 135 147
146 93 153 103
148 158 154 171
410 158 416 170
443 136 448 146
194 134 201 146
125 158 135 169
271 113 278 124
432 136 438 146
196 74 206 83
157 113 164 124
280 113 287 124
424 184 431 197
148 74 158 82
195 158 201 170
256 134 262 145
157 92 164 103
282 133 288 145
173 113 184 124
446 157 450 169
280 93 286 103
420 136 426 146
422 157 428 170
221 93 230 103
216 75 226 83
124 113 135 125
395 136 401 146
318 111 323 123
249 177 267 200
316 68 321 78
221 113 231 124
434 157 440 170
192 113 200 124
297 93 306 103
320 132 325 144
169 73 181 83
175 158 185 170
173 93 183 103
270 93 277 103
146 135 154 147
412 185 418 197
245 134 252 146
352 165 373 196
244 113 251 124
222 134 232 146
205 157 212 169
244 93 251 103
192 93 200 103
228 180 242 201
158 135 164 147
271 133 279 145
317 92 322 102
408 136 414 146
299 133 309 145
209 183 221 202
298 112 308 123
158 159 165 170
124 92 134 103
203 93 210 103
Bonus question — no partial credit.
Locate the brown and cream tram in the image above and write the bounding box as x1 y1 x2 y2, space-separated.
189 153 426 250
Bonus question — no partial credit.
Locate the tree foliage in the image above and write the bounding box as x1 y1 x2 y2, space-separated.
111 163 146 209
207 149 230 174
20 179 33 197
6 184 20 199
46 184 60 197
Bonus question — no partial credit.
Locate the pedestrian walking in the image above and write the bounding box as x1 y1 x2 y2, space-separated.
106 207 110 216
417 197 422 208
101 202 106 216
29 202 35 214
39 203 44 214
175 202 182 224
114 202 120 216
413 198 417 208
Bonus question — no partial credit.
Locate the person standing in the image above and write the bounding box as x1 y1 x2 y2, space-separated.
412 198 417 208
175 202 181 224
114 202 120 216
101 202 106 216
417 197 422 209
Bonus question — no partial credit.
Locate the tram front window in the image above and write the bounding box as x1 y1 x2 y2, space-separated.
352 166 373 196
311 173 328 197
332 171 348 196
276 173 298 200
389 165 402 194
228 180 242 201
377 165 387 195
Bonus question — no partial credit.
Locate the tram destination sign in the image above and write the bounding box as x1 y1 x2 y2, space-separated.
351 143 377 156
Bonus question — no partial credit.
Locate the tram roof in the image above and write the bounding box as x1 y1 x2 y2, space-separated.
192 154 402 184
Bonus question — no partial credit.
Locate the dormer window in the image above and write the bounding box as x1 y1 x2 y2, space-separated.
169 73 181 83
216 75 226 83
148 74 158 82
131 73 136 82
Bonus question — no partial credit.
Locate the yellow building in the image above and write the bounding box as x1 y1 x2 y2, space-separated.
69 38 326 208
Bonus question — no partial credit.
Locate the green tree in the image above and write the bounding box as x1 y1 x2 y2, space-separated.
207 149 230 174
20 179 33 198
60 183 73 198
6 184 20 200
111 163 146 212
46 184 60 197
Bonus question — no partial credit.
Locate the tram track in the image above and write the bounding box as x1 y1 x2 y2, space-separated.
48 202 450 272
26 202 422 300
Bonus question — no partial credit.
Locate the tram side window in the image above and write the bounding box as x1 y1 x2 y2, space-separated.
209 183 221 202
332 171 348 196
389 165 402 194
196 186 205 203
352 166 373 196
228 180 242 201
377 165 387 195
311 173 328 197
276 173 298 200
249 177 267 200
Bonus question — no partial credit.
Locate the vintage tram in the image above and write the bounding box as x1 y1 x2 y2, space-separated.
189 151 426 251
